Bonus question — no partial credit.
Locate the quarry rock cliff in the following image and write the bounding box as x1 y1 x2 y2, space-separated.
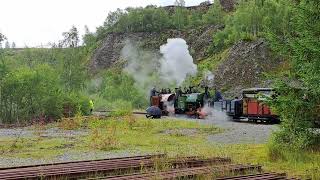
213 39 282 97
91 25 220 71
90 0 283 96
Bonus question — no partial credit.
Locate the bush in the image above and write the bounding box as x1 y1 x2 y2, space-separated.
0 65 63 124
212 0 291 52
63 93 91 117
99 70 147 109
88 125 120 150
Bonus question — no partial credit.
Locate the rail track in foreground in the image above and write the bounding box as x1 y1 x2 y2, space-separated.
0 154 300 180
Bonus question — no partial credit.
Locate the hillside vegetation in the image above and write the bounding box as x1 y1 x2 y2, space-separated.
0 0 319 153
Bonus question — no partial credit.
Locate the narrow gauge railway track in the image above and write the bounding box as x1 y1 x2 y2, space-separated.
0 154 163 170
0 155 231 180
102 164 262 180
103 167 300 180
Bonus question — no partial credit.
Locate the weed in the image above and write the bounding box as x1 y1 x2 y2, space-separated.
88 125 120 151
33 121 46 140
58 114 86 130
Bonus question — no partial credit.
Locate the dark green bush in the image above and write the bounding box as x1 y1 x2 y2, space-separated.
0 65 63 123
63 93 91 117
99 70 147 109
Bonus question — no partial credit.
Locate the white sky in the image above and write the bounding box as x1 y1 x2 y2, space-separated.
0 0 207 47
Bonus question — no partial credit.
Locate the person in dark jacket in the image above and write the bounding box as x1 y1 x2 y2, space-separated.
214 88 223 102
149 87 158 106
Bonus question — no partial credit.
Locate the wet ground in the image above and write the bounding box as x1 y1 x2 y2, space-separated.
204 114 278 144
167 113 278 144
165 102 279 144
0 109 279 167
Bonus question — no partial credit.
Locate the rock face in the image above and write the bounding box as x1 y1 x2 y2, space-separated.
90 26 220 71
219 0 238 11
213 39 281 97
164 2 212 14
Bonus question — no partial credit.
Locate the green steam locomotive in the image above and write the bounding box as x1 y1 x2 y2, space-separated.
149 87 211 118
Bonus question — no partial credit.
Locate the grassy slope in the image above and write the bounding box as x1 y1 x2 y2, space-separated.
0 116 319 179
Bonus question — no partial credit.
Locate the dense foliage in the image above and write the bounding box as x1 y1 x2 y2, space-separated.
90 70 147 110
266 0 320 149
96 1 225 40
0 27 91 124
191 0 320 149
213 0 291 52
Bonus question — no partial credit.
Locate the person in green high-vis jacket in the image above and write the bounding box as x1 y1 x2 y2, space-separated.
89 100 94 114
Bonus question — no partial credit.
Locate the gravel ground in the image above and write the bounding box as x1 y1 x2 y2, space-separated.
0 127 88 138
204 116 279 144
172 108 279 144
0 110 278 167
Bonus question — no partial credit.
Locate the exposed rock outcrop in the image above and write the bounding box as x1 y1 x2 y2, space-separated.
213 39 282 97
164 2 212 14
219 0 238 11
91 26 221 71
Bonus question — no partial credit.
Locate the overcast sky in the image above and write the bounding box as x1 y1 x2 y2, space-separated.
0 0 207 47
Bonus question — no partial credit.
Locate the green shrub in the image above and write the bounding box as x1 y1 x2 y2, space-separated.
99 70 147 109
0 65 63 123
63 93 91 117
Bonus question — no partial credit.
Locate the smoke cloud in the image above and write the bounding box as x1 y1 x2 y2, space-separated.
159 38 197 86
121 38 197 93
122 40 160 92
203 70 215 88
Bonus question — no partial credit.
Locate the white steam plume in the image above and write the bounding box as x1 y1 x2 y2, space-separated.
160 38 197 86
122 40 160 93
121 38 197 93
203 70 215 88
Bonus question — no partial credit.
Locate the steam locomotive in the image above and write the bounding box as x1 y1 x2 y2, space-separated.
223 88 280 123
149 87 211 118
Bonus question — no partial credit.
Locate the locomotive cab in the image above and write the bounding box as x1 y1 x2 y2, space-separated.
185 93 204 116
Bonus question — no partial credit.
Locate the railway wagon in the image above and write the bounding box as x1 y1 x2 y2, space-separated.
225 88 279 123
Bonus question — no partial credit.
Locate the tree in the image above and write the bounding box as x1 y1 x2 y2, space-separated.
212 0 291 52
266 0 320 149
0 33 6 48
174 0 186 6
188 10 204 28
173 5 188 29
0 65 63 123
11 42 16 49
82 25 97 48
5 41 10 49
203 0 225 25
60 26 79 48
104 8 125 29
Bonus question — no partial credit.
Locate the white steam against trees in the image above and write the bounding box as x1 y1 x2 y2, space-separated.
160 38 197 86
202 70 215 88
121 38 197 93
122 40 160 92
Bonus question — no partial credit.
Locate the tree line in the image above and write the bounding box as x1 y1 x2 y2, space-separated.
0 27 91 124
95 0 225 40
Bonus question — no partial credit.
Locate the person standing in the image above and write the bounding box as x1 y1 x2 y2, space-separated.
89 100 94 114
150 87 158 106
